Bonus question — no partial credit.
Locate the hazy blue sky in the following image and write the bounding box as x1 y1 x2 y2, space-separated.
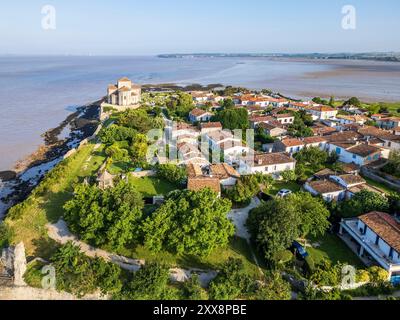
1 0 399 55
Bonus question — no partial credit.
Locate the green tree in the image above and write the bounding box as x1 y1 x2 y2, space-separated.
213 108 249 130
247 199 301 262
288 192 330 238
208 258 253 300
226 174 273 205
295 146 329 171
156 163 187 185
254 272 291 300
64 180 144 249
344 97 361 108
182 274 208 300
141 189 234 257
338 190 389 218
121 263 177 300
280 170 297 183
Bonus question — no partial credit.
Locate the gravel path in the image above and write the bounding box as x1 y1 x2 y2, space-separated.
227 197 261 241
47 220 217 287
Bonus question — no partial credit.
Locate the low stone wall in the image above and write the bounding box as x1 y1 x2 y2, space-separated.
130 170 156 178
361 167 400 192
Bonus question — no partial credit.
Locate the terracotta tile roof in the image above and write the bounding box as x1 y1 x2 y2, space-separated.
326 131 363 142
186 163 203 178
210 163 240 179
360 212 400 253
339 162 360 173
201 122 222 129
190 108 210 117
275 113 294 119
175 122 196 131
336 174 366 186
249 115 274 123
258 122 285 130
207 130 236 142
347 144 381 157
312 125 337 136
307 180 344 194
187 177 221 194
303 136 327 145
281 138 305 147
252 152 295 167
348 184 382 195
119 86 131 92
314 168 335 179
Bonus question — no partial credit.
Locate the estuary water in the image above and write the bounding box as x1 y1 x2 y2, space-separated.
1 55 400 171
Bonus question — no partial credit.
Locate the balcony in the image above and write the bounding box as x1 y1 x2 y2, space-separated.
340 219 400 273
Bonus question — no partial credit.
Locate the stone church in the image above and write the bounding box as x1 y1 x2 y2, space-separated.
107 77 141 107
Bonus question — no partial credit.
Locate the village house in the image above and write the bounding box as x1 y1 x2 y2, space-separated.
303 136 328 149
329 174 366 189
176 142 209 166
200 122 223 135
311 124 337 136
205 130 250 161
376 117 400 130
306 106 338 120
249 115 275 129
190 91 214 103
170 122 200 140
187 176 221 196
188 108 213 123
274 113 295 125
339 212 400 280
274 138 305 154
326 142 382 166
209 163 241 188
240 152 296 177
304 180 346 202
258 121 287 138
106 77 141 109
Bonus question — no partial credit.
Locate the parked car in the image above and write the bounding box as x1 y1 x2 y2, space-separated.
291 241 309 259
277 189 292 198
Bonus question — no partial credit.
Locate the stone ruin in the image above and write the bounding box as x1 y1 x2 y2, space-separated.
0 242 27 287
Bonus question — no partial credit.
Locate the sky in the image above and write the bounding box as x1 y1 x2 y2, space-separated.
1 0 399 55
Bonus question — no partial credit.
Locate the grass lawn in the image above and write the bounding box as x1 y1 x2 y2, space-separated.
268 181 302 196
116 236 262 278
129 176 179 197
5 143 106 258
362 175 397 195
307 233 364 269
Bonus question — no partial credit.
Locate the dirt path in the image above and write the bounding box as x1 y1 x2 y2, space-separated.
0 286 105 300
47 220 217 287
227 197 264 274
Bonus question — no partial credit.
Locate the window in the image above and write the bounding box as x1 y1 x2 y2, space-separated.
265 167 269 172
352 154 357 160
336 147 341 154
389 248 394 259
375 235 380 246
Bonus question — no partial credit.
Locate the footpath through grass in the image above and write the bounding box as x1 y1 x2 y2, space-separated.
5 143 106 258
307 233 364 269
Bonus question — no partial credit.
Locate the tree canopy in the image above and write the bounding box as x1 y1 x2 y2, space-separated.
338 190 389 218
141 189 234 257
213 107 249 130
64 180 144 250
247 193 330 262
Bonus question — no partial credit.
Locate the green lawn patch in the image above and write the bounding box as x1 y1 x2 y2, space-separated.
362 175 397 195
129 176 179 197
307 233 364 269
5 143 106 258
116 236 261 278
268 181 301 196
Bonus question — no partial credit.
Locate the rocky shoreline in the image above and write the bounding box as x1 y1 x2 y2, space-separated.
0 100 101 220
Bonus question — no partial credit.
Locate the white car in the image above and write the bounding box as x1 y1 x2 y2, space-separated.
277 189 292 198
